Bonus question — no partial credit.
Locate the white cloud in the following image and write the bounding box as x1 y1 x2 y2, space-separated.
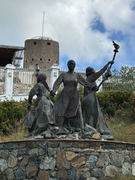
0 0 134 69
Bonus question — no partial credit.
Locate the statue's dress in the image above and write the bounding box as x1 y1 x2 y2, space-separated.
82 65 111 134
24 82 53 135
51 72 93 128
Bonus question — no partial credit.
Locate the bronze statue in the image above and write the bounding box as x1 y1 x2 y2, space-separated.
50 60 96 133
82 41 120 135
81 61 113 135
24 73 53 137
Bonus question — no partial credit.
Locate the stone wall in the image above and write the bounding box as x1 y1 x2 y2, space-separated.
0 139 135 179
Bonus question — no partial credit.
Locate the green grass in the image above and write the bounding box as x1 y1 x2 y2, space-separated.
106 109 135 143
0 108 135 144
112 174 135 180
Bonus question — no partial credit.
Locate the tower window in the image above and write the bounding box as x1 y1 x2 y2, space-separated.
33 42 37 45
40 58 42 60
47 42 50 46
32 59 34 61
48 59 50 61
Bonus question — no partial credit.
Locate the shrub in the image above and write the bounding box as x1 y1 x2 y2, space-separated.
97 90 133 116
0 100 27 134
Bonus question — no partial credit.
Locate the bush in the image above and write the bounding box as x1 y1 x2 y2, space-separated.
97 90 133 116
0 100 27 134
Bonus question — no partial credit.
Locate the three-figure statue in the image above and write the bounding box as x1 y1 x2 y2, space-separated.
50 60 96 133
24 73 53 137
81 61 113 135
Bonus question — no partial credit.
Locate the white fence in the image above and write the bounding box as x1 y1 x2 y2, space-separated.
0 64 60 102
0 64 104 102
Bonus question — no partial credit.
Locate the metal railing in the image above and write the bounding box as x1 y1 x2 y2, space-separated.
13 68 36 94
13 68 51 95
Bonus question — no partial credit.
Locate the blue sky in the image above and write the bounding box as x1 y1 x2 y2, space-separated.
0 0 135 71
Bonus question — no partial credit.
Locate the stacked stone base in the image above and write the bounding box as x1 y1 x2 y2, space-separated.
0 139 135 179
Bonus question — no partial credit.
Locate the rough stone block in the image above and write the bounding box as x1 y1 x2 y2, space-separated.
71 155 86 168
66 151 76 161
56 150 70 169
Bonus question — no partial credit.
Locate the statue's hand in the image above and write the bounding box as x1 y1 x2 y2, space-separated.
27 104 31 111
50 90 55 97
108 60 114 65
92 85 97 91
27 102 32 111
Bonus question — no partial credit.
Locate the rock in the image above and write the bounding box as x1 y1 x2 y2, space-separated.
68 168 80 180
85 124 98 135
39 141 48 149
132 163 135 176
57 127 69 135
34 135 44 139
15 167 25 179
8 154 18 168
5 168 15 180
0 144 4 149
1 150 9 160
88 178 97 180
28 148 39 156
45 134 52 138
11 149 18 157
86 155 98 167
38 170 49 180
50 171 57 177
39 148 46 156
92 134 100 139
57 135 66 139
4 143 12 150
18 156 23 161
100 134 115 140
110 152 124 167
105 165 118 178
60 142 72 148
130 151 135 161
40 157 56 170
12 143 19 149
0 159 8 171
66 151 76 161
41 129 52 135
18 148 27 156
26 162 37 178
71 155 86 168
19 142 27 148
27 142 39 148
56 150 70 169
20 156 29 167
48 147 56 156
57 169 68 179
96 153 109 167
81 171 90 178
66 134 75 139
91 168 104 178
79 168 90 172
122 162 131 175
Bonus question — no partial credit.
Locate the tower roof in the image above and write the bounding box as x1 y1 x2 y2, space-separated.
31 36 53 40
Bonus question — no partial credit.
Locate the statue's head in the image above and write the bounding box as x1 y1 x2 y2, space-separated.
67 60 76 71
37 73 47 83
86 67 95 77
